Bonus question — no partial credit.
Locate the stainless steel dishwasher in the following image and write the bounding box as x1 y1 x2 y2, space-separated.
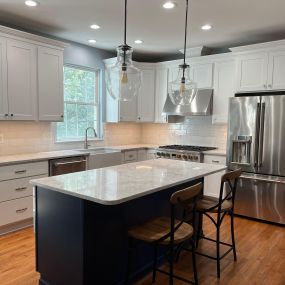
49 156 87 176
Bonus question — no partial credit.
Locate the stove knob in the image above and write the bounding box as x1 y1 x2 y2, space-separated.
182 155 188 160
189 155 193 161
161 153 165 157
177 154 181 159
194 156 198 161
166 153 170 158
156 152 161 157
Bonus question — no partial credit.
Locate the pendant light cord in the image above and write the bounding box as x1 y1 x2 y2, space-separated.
182 0 189 79
123 0 127 68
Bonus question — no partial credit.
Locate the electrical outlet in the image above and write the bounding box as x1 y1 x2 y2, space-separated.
0 134 3 143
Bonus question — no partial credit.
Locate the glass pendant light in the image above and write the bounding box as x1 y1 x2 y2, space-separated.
169 0 197 106
106 0 141 101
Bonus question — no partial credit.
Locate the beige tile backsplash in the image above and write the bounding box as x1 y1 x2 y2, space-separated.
0 117 227 156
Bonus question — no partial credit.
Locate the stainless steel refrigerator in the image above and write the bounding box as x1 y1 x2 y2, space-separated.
227 94 285 225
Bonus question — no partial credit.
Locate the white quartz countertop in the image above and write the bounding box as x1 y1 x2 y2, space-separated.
31 159 227 205
202 149 227 156
0 150 89 166
0 144 158 166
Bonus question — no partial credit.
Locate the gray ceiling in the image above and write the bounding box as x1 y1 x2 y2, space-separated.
0 0 285 61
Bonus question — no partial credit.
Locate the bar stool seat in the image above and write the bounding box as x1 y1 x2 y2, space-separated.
196 196 232 213
128 216 194 245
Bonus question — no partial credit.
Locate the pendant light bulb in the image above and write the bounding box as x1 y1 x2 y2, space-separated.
169 0 197 106
105 0 141 101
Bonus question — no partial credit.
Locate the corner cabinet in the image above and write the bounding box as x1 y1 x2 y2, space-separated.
0 37 8 120
38 47 64 121
7 39 37 120
0 26 65 122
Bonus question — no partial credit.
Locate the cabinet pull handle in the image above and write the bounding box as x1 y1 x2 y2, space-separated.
263 84 267 89
5 114 8 117
212 160 220 163
15 170 27 174
15 187 27 192
16 208 28 214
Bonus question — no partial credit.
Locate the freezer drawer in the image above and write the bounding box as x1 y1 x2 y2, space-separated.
235 174 285 225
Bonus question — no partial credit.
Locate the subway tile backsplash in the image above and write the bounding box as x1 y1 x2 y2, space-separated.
141 117 227 150
0 117 227 156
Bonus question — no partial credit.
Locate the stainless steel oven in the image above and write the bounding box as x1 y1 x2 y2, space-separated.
49 156 87 176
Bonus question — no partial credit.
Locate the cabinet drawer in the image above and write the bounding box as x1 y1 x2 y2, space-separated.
124 150 138 162
0 161 48 181
137 149 147 161
204 155 226 165
0 175 47 202
0 196 33 226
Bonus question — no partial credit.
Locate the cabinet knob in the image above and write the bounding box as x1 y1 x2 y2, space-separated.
263 84 267 89
138 117 141 120
4 114 8 117
10 114 14 117
61 114 64 118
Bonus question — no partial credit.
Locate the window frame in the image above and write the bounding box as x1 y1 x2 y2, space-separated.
54 64 103 143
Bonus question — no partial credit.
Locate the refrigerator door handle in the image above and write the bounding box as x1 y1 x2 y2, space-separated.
254 102 261 167
258 102 266 167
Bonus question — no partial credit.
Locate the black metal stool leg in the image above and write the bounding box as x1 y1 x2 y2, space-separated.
152 245 158 283
195 212 202 248
216 222 221 278
230 211 237 261
191 240 199 285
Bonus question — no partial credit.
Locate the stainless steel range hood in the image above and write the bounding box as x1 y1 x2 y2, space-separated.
162 88 213 117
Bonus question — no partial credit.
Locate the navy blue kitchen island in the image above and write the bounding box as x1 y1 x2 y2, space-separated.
32 159 226 285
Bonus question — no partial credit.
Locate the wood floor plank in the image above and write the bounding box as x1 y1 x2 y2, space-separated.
0 216 284 285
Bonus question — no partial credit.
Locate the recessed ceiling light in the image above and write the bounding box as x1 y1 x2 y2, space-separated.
90 24 100 30
163 1 176 9
201 24 212 31
134 40 143 44
88 39 96 44
25 0 38 7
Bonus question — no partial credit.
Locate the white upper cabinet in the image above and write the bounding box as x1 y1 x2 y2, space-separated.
190 62 213 88
212 58 237 124
0 37 8 120
267 50 285 90
236 52 268 92
137 69 155 122
119 97 138 122
155 67 168 123
7 39 37 120
105 60 155 123
38 47 64 121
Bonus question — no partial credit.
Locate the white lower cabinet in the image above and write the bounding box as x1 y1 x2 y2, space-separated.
203 155 226 198
87 152 122 170
137 149 148 161
0 161 48 233
0 197 33 227
122 148 156 164
123 150 138 163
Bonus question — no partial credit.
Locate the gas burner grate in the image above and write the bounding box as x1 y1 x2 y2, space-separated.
158 145 217 152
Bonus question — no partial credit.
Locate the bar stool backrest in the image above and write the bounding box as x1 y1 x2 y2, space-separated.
218 168 242 212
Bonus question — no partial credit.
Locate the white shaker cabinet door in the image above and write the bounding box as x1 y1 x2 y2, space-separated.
38 47 64 121
7 39 37 120
190 63 213 88
236 52 268 92
267 50 285 90
212 59 237 124
0 37 8 120
119 97 137 122
155 68 168 123
137 69 155 122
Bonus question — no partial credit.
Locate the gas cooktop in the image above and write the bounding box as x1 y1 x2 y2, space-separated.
158 145 217 152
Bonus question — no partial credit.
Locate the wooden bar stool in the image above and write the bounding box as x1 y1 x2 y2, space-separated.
194 168 242 278
126 183 203 285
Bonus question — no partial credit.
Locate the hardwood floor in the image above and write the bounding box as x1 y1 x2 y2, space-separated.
0 216 284 285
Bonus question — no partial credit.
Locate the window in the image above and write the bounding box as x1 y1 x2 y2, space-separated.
56 66 101 142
